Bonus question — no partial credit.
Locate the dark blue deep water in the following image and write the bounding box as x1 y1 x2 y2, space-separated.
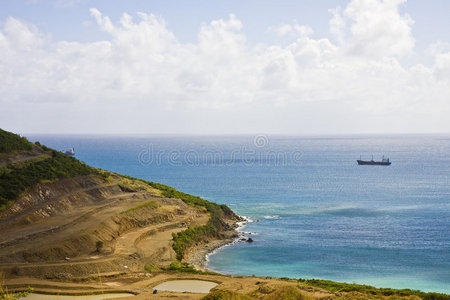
26 134 450 293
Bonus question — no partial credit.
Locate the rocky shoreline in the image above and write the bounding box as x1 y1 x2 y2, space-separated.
186 238 235 271
186 216 252 271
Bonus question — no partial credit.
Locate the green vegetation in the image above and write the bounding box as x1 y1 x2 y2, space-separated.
0 129 32 153
298 279 450 300
0 284 33 300
171 225 217 260
203 286 312 300
0 128 233 260
0 148 98 209
111 178 237 261
142 181 235 260
144 264 162 273
120 200 159 214
261 286 312 300
166 261 217 275
202 290 253 300
117 174 229 212
118 181 145 192
168 261 200 273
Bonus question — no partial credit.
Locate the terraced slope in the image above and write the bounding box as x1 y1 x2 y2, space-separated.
0 128 239 279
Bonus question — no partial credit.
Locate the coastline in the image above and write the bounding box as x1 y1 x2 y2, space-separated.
186 216 251 272
2 130 449 298
186 238 234 272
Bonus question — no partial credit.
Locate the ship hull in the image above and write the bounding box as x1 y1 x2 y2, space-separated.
357 160 391 166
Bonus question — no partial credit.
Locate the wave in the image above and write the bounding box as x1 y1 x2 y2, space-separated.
236 215 253 231
263 215 282 219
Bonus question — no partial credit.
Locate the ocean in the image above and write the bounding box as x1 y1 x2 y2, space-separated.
26 134 450 293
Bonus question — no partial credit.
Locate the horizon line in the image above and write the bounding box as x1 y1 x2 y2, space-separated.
19 132 450 137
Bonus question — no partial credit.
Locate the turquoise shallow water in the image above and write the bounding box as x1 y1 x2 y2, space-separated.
26 134 450 293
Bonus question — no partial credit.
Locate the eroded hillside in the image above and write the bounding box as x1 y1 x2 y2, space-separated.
0 173 221 278
0 129 239 280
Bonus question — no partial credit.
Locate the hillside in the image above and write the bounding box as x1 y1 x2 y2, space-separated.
0 129 32 153
0 128 448 300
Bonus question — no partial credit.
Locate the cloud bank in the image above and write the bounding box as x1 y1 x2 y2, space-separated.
0 0 449 134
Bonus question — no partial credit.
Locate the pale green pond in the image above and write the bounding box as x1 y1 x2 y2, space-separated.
153 280 218 293
22 293 134 299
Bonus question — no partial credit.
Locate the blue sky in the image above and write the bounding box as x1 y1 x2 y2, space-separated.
1 0 450 134
2 0 448 51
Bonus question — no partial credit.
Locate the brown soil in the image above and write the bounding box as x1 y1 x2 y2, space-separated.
0 174 211 279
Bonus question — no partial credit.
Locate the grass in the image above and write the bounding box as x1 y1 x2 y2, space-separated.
120 200 159 214
1 272 33 300
298 279 450 300
144 264 162 273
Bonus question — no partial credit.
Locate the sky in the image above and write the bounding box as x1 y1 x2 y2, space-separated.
0 0 449 135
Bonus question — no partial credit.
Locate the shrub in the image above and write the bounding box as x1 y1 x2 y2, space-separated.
0 129 32 153
95 241 103 252
166 261 216 275
0 150 98 208
168 261 202 274
134 180 236 261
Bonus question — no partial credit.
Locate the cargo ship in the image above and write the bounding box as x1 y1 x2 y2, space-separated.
357 155 391 166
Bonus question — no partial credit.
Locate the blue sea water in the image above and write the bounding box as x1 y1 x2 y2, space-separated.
26 134 450 293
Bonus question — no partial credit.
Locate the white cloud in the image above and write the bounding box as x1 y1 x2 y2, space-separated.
1 17 44 51
1 0 450 134
329 7 346 44
331 0 415 58
427 41 450 81
434 51 450 82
